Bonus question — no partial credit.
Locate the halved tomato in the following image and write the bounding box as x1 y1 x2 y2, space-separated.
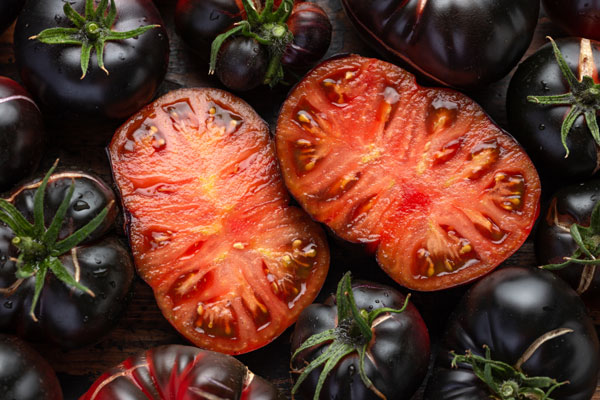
109 88 329 354
275 55 540 291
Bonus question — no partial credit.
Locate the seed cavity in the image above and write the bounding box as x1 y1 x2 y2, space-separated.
195 299 237 339
489 172 525 212
465 140 500 180
206 102 243 136
321 69 358 105
464 209 508 244
426 99 458 135
162 99 200 133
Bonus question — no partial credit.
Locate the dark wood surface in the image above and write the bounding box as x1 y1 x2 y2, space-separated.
1 1 599 399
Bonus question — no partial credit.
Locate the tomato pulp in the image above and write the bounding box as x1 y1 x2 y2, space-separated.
276 55 541 290
109 88 329 354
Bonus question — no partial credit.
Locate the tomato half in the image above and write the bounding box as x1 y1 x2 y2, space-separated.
109 88 329 354
275 55 541 291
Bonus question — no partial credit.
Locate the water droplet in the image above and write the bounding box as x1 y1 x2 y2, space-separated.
348 365 356 376
3 301 12 309
83 315 89 323
109 281 116 288
375 299 380 303
209 10 220 21
538 124 545 131
73 200 90 211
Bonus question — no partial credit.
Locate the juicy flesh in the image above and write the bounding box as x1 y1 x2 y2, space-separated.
109 89 328 353
276 56 540 290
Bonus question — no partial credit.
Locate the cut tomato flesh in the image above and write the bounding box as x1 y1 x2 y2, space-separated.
276 55 540 291
109 88 329 354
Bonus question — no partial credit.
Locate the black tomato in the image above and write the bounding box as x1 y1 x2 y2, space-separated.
0 0 24 34
507 38 600 183
425 267 600 400
0 334 62 400
290 273 430 400
216 36 269 91
80 345 284 399
543 0 600 41
341 0 539 89
0 77 44 192
536 180 600 324
0 167 134 349
14 0 169 119
281 2 332 70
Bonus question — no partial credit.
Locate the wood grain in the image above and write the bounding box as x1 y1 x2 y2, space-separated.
1 1 599 399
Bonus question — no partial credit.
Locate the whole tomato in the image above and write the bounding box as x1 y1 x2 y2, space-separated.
14 0 169 119
341 0 539 88
0 164 134 348
543 0 600 41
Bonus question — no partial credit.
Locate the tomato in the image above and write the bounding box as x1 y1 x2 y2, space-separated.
340 0 539 88
543 0 600 41
0 334 62 400
81 345 284 399
175 0 331 89
0 166 134 348
109 88 329 354
0 76 44 192
425 267 600 400
290 272 430 400
0 0 24 34
507 38 600 184
14 0 169 119
536 180 600 325
276 55 541 291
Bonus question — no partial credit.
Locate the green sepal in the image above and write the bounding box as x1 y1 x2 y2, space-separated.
209 23 246 75
29 260 48 321
33 161 58 237
0 199 34 236
52 202 112 256
48 256 94 297
30 27 82 44
42 180 75 247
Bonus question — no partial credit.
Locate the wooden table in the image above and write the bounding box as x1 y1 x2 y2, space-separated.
1 1 599 399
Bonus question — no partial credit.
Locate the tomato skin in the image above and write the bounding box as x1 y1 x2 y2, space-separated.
291 280 430 400
0 172 134 349
80 345 284 399
276 55 541 291
425 267 600 400
216 36 269 91
0 334 62 400
0 0 24 34
536 180 600 324
543 0 600 41
109 88 329 354
341 0 539 88
14 0 169 119
0 77 44 192
507 38 600 183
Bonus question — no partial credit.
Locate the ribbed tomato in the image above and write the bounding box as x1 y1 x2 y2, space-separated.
109 88 329 354
275 55 541 291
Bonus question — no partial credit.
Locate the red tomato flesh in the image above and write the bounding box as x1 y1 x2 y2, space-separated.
109 88 329 354
276 55 540 291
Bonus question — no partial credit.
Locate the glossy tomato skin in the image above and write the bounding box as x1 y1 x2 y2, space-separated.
0 77 44 192
0 0 24 34
80 345 284 399
175 0 242 56
543 0 600 41
341 0 539 88
0 334 62 400
507 38 600 183
0 172 134 349
216 36 269 91
291 281 430 400
281 2 332 70
14 0 169 119
425 267 600 400
536 180 600 323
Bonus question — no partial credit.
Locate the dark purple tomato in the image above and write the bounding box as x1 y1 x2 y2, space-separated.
507 38 600 183
0 0 24 34
80 345 284 399
543 0 600 41
281 2 332 70
14 0 169 119
0 170 134 349
216 36 269 91
0 334 62 400
341 0 539 88
536 180 600 324
425 267 600 400
0 77 44 192
291 275 430 400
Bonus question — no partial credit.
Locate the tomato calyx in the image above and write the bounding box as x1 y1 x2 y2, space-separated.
29 0 159 79
542 200 600 295
528 37 600 158
209 0 294 87
291 272 410 400
0 161 112 321
451 328 573 400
